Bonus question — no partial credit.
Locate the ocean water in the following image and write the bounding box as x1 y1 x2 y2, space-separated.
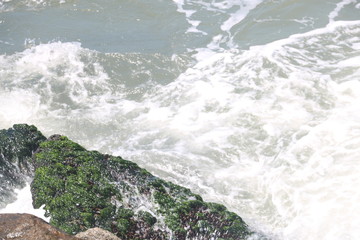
1 0 360 239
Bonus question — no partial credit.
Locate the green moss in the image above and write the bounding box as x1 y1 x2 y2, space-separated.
116 218 131 235
12 124 38 132
154 191 175 211
150 179 167 193
100 206 115 219
183 200 205 211
140 168 151 177
32 166 65 208
218 215 250 237
38 136 85 152
138 211 157 226
0 124 46 207
115 208 134 236
30 133 252 239
164 212 185 236
208 202 227 213
31 136 121 235
116 208 134 219
80 212 95 228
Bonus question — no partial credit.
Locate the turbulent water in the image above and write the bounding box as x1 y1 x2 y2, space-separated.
1 0 360 239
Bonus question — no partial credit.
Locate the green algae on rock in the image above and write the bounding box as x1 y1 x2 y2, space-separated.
0 124 46 208
0 125 254 239
31 134 252 240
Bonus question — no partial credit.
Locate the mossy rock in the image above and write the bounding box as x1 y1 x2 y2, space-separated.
31 134 253 239
0 124 46 207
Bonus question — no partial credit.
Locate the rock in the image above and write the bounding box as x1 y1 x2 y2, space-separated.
31 134 253 239
0 124 256 239
0 124 46 208
0 213 76 240
0 213 118 240
75 227 121 240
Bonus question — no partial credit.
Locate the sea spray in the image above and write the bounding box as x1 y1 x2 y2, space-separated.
0 184 49 221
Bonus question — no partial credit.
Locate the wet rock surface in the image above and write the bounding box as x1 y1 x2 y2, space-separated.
0 124 46 208
31 134 252 239
75 227 121 240
0 124 254 240
0 213 76 240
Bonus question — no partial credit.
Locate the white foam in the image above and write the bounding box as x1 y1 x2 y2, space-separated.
337 56 360 67
220 0 263 31
1 13 360 240
272 79 360 240
0 90 41 129
0 184 49 222
0 0 69 12
113 20 360 240
328 0 357 23
172 0 207 35
171 0 264 59
0 41 112 130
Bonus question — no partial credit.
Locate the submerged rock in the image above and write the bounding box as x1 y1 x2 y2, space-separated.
0 124 46 208
31 134 252 240
0 213 76 240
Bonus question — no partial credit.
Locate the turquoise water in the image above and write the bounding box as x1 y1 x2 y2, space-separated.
1 0 360 239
